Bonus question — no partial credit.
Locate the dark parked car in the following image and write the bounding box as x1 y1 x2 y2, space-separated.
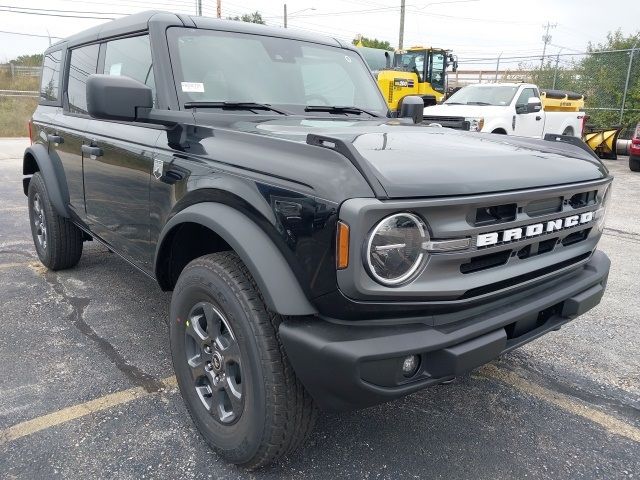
24 11 612 469
629 122 640 171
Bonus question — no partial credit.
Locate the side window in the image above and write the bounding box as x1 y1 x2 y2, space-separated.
516 88 537 107
40 50 62 103
67 44 99 115
104 35 155 104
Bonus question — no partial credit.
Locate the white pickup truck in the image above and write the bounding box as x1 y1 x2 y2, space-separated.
423 82 585 138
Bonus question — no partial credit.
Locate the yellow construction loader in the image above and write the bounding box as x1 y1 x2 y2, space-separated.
358 44 457 113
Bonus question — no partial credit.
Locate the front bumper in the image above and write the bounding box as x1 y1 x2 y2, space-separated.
280 250 610 411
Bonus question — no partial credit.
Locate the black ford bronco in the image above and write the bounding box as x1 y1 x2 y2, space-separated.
24 11 612 469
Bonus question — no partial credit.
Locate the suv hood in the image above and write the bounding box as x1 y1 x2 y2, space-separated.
215 117 608 198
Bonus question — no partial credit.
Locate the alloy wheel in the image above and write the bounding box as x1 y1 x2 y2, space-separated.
32 192 47 250
184 301 244 424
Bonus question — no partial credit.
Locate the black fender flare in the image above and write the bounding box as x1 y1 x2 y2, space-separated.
23 143 71 218
155 202 318 316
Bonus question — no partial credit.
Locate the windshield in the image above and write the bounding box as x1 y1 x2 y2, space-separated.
445 84 519 106
167 28 388 115
429 52 445 92
394 51 426 82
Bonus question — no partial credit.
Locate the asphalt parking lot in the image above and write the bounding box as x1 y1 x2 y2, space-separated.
0 138 638 479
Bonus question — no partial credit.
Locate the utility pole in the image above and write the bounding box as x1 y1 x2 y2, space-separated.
196 0 202 16
494 52 502 82
217 0 221 18
540 21 557 69
398 0 406 50
284 4 288 28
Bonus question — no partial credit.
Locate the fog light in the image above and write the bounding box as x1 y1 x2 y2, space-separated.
401 354 420 377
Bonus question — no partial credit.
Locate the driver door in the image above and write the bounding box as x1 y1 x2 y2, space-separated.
513 87 544 138
82 34 159 268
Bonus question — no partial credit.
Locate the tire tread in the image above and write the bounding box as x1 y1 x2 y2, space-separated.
181 252 317 469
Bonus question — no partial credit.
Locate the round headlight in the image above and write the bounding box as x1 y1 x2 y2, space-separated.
365 213 428 286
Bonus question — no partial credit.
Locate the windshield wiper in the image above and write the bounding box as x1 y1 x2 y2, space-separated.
183 101 289 115
466 101 492 105
304 105 381 117
445 102 464 105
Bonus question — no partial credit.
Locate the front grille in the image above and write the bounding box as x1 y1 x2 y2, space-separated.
423 115 470 130
337 179 609 304
460 252 592 299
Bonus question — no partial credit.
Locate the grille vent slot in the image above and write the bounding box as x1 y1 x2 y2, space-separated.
524 197 563 217
460 250 511 274
474 203 517 226
569 191 597 209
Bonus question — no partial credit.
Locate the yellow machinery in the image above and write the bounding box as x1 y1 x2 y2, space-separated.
583 127 622 159
358 44 457 113
540 89 585 112
540 89 622 159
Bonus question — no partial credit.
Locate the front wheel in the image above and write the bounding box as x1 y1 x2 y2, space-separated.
169 252 317 469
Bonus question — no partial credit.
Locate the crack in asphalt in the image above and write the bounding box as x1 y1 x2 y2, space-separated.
603 227 640 244
0 249 36 259
495 361 640 424
41 269 165 393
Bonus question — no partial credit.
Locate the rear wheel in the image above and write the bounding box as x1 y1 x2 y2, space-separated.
27 172 83 270
630 156 640 172
562 127 574 136
170 252 317 469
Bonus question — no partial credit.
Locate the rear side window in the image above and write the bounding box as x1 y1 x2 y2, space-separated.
516 88 539 107
40 50 62 103
103 35 156 104
67 44 99 115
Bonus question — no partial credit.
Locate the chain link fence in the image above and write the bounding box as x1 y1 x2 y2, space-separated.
452 48 640 138
0 65 41 77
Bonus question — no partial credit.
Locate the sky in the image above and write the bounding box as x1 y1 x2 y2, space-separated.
0 0 638 67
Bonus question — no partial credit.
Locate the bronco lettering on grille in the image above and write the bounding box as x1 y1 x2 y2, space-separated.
476 211 594 247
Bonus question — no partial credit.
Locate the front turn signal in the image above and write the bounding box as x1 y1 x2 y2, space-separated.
336 221 350 270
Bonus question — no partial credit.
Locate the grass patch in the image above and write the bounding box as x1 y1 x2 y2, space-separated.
0 73 39 137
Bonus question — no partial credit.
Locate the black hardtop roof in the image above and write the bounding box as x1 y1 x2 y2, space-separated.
47 10 346 52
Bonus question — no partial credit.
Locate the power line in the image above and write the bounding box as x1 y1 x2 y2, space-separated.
0 29 62 39
0 6 115 20
0 4 122 16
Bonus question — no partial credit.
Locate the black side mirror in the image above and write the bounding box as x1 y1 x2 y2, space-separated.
87 74 153 122
399 95 424 124
527 97 542 113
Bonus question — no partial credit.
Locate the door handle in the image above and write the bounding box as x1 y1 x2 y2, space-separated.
81 144 104 158
48 134 64 145
535 116 542 121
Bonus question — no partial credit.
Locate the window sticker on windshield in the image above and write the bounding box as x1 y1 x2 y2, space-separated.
181 82 205 93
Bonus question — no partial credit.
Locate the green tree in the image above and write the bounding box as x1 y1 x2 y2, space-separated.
352 36 394 51
227 11 265 24
10 54 43 66
580 30 640 132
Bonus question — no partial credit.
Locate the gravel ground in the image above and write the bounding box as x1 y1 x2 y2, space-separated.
0 138 638 479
